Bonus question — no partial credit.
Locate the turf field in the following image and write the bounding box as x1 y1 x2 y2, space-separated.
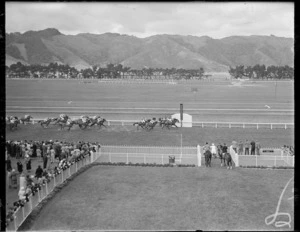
6 79 294 123
24 165 294 231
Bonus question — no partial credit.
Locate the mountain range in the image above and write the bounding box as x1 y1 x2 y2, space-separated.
6 28 294 72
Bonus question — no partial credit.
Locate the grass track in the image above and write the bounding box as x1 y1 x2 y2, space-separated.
6 124 294 147
27 165 294 231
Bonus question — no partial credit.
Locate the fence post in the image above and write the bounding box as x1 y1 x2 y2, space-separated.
69 166 71 177
293 156 294 167
54 175 56 186
215 123 217 128
285 124 287 129
109 153 111 162
29 196 33 211
256 155 258 167
162 155 164 164
197 145 201 167
229 123 231 128
274 156 277 167
202 123 203 128
45 181 48 195
76 162 78 172
22 206 25 220
144 154 146 164
126 153 128 164
38 188 41 202
257 124 259 130
271 124 273 130
14 215 17 231
243 124 245 129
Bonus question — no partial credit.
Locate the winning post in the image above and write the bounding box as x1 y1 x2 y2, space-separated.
180 103 183 128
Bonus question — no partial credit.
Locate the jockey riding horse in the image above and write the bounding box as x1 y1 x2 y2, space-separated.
19 115 33 125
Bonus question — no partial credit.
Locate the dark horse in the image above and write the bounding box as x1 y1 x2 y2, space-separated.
19 115 33 125
72 119 90 130
162 118 179 129
38 118 54 128
133 121 147 130
57 120 77 131
93 118 107 129
217 145 226 167
204 150 212 167
145 121 158 131
223 152 233 169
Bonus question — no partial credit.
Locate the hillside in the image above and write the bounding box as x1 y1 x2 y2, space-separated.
6 28 294 71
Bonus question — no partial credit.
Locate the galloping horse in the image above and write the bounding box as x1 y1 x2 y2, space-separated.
38 118 53 128
162 118 179 129
60 120 77 131
72 118 90 130
204 150 212 167
133 121 147 130
93 118 107 129
19 115 33 125
217 145 226 166
6 117 20 131
145 120 158 131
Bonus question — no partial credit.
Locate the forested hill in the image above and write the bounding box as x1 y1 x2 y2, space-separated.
6 28 294 71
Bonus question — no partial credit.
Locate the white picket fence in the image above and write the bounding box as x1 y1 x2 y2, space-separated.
99 145 199 165
28 118 294 129
6 150 101 232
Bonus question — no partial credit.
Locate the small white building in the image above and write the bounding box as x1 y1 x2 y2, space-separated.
171 113 192 127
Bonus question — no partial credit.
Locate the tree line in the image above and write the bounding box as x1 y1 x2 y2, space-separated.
228 64 294 79
6 62 208 80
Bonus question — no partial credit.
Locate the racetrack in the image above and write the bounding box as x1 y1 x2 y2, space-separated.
6 79 294 123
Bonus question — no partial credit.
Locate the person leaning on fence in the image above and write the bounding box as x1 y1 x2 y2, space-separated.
203 142 210 152
232 141 237 153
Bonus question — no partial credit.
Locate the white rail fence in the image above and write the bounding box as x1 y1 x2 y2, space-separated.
6 150 101 232
28 119 294 129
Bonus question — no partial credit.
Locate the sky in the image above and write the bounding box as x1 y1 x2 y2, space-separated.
5 2 294 39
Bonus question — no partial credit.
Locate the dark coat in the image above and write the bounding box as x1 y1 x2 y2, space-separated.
17 162 23 173
35 167 43 178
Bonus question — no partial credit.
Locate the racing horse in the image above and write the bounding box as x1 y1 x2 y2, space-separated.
133 120 148 130
19 115 33 125
204 149 212 167
38 118 53 128
72 118 91 130
6 117 20 131
60 120 77 131
162 118 179 129
93 118 107 129
145 120 158 131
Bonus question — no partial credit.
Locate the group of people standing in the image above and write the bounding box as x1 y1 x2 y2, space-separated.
202 140 261 157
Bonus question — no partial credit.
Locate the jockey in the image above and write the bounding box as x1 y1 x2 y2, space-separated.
44 117 50 121
141 118 146 123
80 115 89 123
92 115 100 120
60 114 67 120
24 115 30 119
66 118 72 125
150 117 156 124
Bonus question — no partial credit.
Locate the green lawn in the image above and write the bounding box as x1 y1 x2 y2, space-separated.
25 165 294 231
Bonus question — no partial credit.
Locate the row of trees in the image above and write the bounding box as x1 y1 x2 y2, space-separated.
228 65 294 79
6 62 207 80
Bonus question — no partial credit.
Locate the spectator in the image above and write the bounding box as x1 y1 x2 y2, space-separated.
250 140 256 155
203 142 210 152
37 146 41 161
238 141 244 155
50 146 55 163
6 156 12 172
244 140 250 155
255 142 261 155
35 165 43 179
26 157 32 173
17 161 23 174
232 141 237 153
43 150 48 169
16 143 21 159
32 142 37 157
18 187 26 201
42 142 48 158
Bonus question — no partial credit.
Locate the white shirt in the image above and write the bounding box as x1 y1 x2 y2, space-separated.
210 145 217 154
